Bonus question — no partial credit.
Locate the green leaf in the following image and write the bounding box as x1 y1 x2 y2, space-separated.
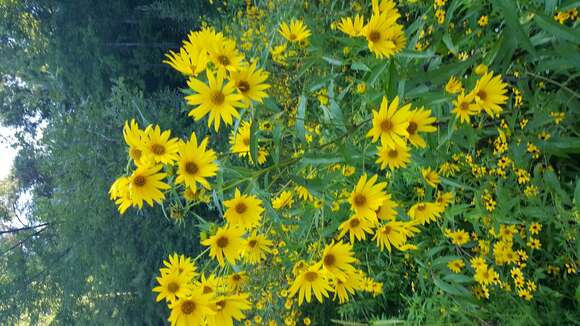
442 274 473 284
249 118 259 165
350 62 371 72
442 33 457 54
534 12 580 45
574 179 580 211
433 276 470 296
273 124 281 164
492 0 537 56
296 95 307 141
322 56 343 66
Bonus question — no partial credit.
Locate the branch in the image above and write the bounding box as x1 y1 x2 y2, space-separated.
0 222 49 235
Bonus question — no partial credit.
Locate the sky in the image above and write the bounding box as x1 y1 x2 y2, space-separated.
0 126 18 179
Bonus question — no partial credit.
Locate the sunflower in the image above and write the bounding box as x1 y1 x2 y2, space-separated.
447 259 465 273
295 185 315 202
208 37 245 72
272 190 294 209
223 188 264 229
206 294 252 326
421 167 440 188
226 272 248 292
338 215 375 243
109 176 132 214
407 201 444 225
376 142 411 170
279 19 311 43
376 194 399 221
319 241 357 280
337 15 365 37
229 61 270 105
406 107 437 148
363 13 402 58
349 174 387 222
186 69 245 131
451 91 478 123
372 220 413 252
160 253 198 279
153 269 192 303
163 42 209 77
367 96 411 148
372 0 400 16
140 125 180 165
168 288 216 326
198 273 225 296
445 76 463 94
331 271 363 304
123 119 145 165
175 132 219 193
436 191 454 208
187 27 224 53
201 225 245 267
229 121 268 165
474 265 499 286
241 231 273 264
471 72 508 116
128 165 170 209
288 263 333 306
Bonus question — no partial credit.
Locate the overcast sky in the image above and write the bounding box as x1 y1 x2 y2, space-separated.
0 126 17 179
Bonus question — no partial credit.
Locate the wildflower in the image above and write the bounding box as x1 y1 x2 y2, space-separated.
373 220 417 252
279 19 311 42
164 42 209 77
224 188 264 229
160 253 198 279
176 132 219 192
207 294 252 326
408 201 444 225
168 288 216 326
376 142 411 170
471 72 508 117
452 91 478 123
229 61 270 105
319 241 357 279
201 225 245 266
127 165 170 209
474 64 488 76
529 223 541 235
376 194 399 221
447 259 465 273
272 191 294 209
186 69 245 131
478 15 489 27
288 263 333 305
123 119 146 165
406 107 437 148
337 15 365 37
367 96 412 148
229 121 268 165
421 167 440 188
208 37 245 72
363 13 406 58
338 215 375 243
445 76 462 94
140 125 180 165
153 269 192 303
349 174 387 222
445 229 470 246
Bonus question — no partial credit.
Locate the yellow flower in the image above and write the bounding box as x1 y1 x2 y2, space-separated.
319 241 357 280
406 107 437 148
331 271 363 304
445 229 470 246
109 176 132 214
445 76 463 94
160 253 198 279
376 194 399 221
367 96 412 148
349 174 387 222
474 265 499 286
373 220 417 252
201 225 245 267
356 82 366 94
229 121 268 165
128 165 170 209
226 272 248 292
447 259 465 273
338 215 375 243
478 15 489 27
372 0 399 16
229 61 270 105
241 231 273 264
207 293 252 326
168 287 216 326
163 41 209 77
452 91 478 123
337 15 365 37
529 223 542 235
186 69 245 131
208 37 245 72
123 119 145 165
363 13 406 58
421 167 440 188
471 72 508 117
272 191 294 209
224 188 264 229
474 64 488 76
153 269 192 303
376 142 411 170
295 185 315 202
175 132 218 193
279 19 311 42
407 201 444 225
288 263 333 305
140 125 180 165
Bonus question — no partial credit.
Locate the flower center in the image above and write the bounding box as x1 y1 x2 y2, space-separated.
217 55 230 66
477 90 487 100
242 137 250 146
181 300 196 315
235 202 247 214
380 119 393 132
216 300 226 311
151 144 165 155
289 33 297 40
350 218 360 228
323 254 336 267
369 30 381 42
185 162 199 175
237 80 250 93
216 236 229 248
304 271 318 282
167 282 179 293
388 149 398 158
461 102 469 111
133 175 146 187
382 225 392 235
211 91 226 105
202 286 213 294
354 194 367 207
130 147 142 160
407 122 418 135
416 204 426 211
248 239 257 247
232 274 241 281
